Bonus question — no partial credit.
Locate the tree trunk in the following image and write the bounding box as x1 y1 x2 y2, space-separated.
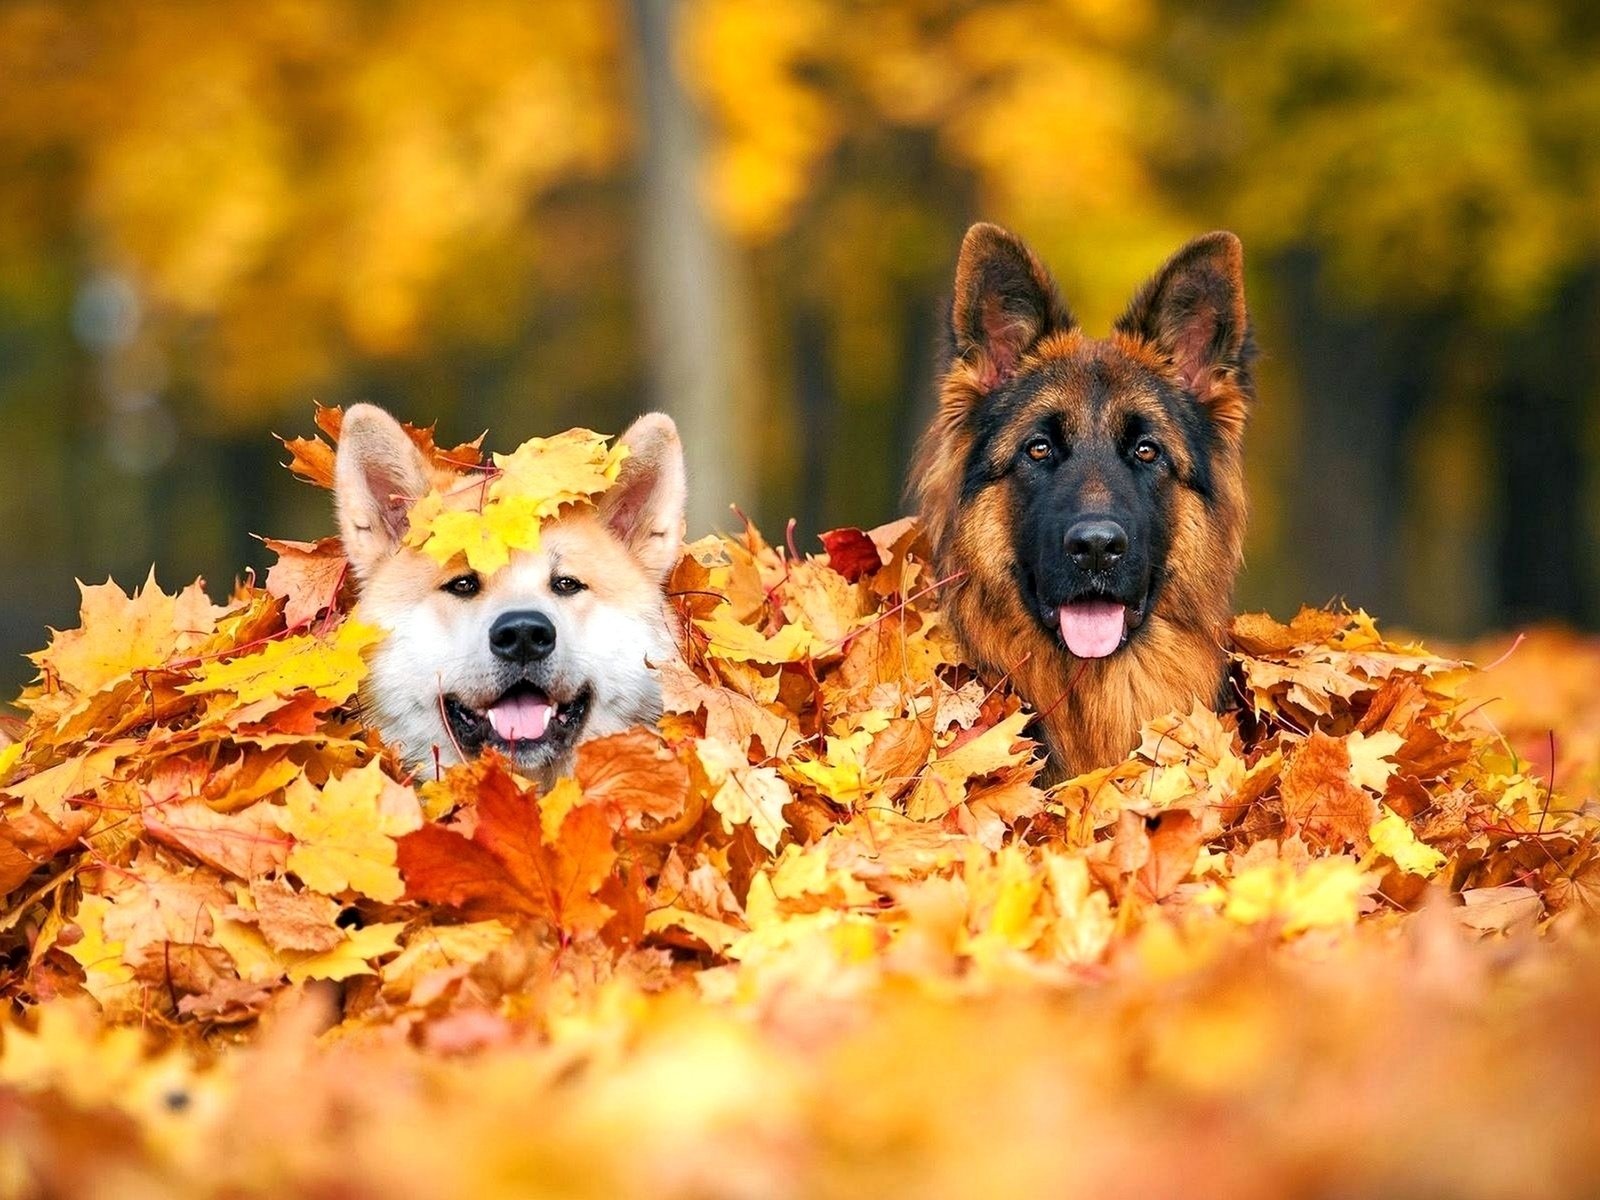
628 0 753 535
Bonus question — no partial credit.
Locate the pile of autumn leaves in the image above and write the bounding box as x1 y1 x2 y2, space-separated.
2 410 1599 1198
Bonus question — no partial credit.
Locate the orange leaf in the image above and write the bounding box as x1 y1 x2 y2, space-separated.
1280 730 1377 850
575 728 690 826
398 761 616 934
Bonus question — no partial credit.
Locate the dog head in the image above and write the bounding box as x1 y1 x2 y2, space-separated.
915 223 1255 664
334 405 686 784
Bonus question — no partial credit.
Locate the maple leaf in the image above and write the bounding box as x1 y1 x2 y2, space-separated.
1368 807 1446 877
1346 729 1403 794
489 428 627 512
401 429 625 576
404 491 542 576
261 536 348 628
695 605 814 664
380 921 513 1003
285 922 405 984
180 619 383 705
575 728 692 828
1280 730 1377 850
30 570 202 696
275 761 423 902
700 737 793 852
144 798 291 880
397 759 616 933
1204 856 1374 936
282 404 485 489
59 894 139 1011
239 876 345 953
818 527 883 582
0 806 93 897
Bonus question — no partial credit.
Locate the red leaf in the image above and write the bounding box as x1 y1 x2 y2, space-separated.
819 527 883 582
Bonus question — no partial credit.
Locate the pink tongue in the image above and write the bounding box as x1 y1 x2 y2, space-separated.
486 692 553 742
1058 600 1127 659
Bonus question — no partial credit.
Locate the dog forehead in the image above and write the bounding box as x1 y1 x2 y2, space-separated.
495 513 655 602
1016 342 1170 438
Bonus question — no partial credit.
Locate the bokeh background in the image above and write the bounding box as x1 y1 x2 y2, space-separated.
1 0 1597 695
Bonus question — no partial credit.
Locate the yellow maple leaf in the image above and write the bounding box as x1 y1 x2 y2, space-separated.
32 570 184 695
62 894 140 1012
1044 854 1115 965
1204 857 1371 937
380 920 513 1001
489 428 627 514
696 606 814 664
400 430 624 576
405 492 546 576
1368 807 1446 877
285 921 405 984
962 846 1048 957
699 738 792 851
180 619 382 705
275 761 423 902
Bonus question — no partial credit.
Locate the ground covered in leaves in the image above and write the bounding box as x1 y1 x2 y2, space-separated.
3 413 1599 1199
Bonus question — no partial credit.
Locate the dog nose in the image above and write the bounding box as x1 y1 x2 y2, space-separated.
1066 520 1128 572
488 610 557 663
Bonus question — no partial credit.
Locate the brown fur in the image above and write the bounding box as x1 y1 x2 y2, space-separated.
912 224 1253 777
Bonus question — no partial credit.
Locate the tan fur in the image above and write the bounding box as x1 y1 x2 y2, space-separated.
913 228 1252 779
334 405 686 784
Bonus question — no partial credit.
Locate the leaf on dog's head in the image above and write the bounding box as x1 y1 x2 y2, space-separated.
400 429 626 575
403 492 543 576
489 428 627 513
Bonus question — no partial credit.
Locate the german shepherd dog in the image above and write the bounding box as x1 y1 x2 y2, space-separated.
334 405 686 786
911 223 1254 777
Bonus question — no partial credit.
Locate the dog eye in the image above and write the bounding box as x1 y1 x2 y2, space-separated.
1023 436 1053 462
1132 438 1162 464
551 575 587 596
441 573 480 598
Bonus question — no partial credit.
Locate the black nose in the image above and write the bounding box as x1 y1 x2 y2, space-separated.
488 610 557 663
1066 519 1128 572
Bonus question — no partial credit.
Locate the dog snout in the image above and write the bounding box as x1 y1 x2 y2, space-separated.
488 610 557 664
1065 519 1128 573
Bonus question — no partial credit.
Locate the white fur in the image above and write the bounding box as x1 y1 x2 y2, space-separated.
360 531 675 785
335 406 685 786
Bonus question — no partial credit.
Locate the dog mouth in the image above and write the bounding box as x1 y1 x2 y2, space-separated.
1052 593 1147 660
442 682 592 761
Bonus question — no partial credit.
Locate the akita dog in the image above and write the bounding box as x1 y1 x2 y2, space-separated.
333 404 686 784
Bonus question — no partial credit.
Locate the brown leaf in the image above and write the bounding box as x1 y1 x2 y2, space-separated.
145 799 292 880
1280 730 1376 850
246 876 344 953
261 536 349 629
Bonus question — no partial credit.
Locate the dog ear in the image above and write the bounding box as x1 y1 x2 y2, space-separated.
334 404 433 581
600 413 686 584
1116 232 1253 433
950 222 1072 393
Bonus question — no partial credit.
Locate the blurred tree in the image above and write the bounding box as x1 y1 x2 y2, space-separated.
0 0 1597 696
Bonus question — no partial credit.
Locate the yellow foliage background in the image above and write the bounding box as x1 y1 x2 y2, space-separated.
1 0 1598 692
